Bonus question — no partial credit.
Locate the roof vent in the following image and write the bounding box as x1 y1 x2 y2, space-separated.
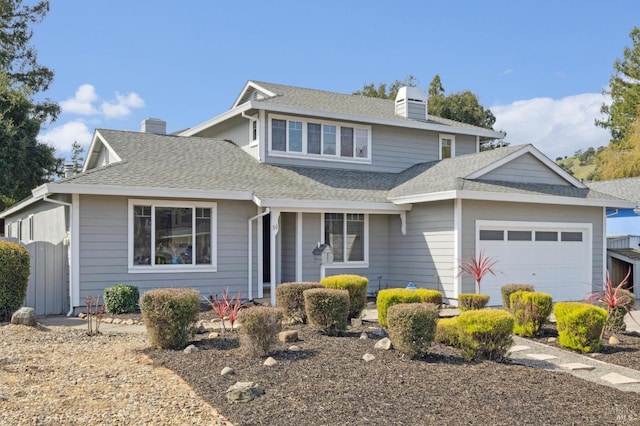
140 118 167 135
395 87 427 120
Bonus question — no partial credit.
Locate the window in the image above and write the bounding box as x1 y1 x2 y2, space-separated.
17 219 22 241
250 120 258 145
536 231 558 241
323 213 367 264
27 215 34 241
440 134 455 159
508 230 532 241
269 115 371 161
561 231 583 242
129 200 216 271
479 230 504 241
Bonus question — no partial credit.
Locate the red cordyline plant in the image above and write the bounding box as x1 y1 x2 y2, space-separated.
458 251 499 294
586 269 638 336
207 289 242 334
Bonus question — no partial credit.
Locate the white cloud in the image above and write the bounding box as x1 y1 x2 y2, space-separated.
501 69 514 76
60 84 98 115
38 120 93 153
101 92 145 119
492 93 610 160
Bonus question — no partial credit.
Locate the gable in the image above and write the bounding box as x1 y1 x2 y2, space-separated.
479 153 571 186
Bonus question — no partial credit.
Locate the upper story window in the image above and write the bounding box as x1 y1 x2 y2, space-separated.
440 134 455 160
250 120 258 146
269 114 371 162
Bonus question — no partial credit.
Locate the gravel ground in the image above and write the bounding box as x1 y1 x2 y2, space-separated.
0 323 229 425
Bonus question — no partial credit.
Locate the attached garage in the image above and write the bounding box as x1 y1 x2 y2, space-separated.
476 221 592 306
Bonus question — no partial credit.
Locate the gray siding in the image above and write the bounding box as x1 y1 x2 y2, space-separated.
193 115 252 148
77 195 257 305
388 202 456 298
301 213 322 282
280 212 296 282
481 153 570 185
460 200 604 293
455 134 477 156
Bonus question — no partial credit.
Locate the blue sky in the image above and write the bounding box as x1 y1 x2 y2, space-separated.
31 1 639 162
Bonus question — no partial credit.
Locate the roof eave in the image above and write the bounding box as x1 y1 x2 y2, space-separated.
179 103 252 137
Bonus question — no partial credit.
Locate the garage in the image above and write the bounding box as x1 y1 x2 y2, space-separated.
476 221 592 306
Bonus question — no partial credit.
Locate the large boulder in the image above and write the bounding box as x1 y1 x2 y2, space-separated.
10 307 36 326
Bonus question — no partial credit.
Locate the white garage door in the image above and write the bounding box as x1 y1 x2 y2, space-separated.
477 222 592 306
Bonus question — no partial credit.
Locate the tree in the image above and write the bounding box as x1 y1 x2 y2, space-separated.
594 108 640 180
353 75 418 100
70 141 84 174
0 0 60 203
596 26 640 145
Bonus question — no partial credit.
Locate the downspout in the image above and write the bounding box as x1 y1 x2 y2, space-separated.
43 195 74 316
248 208 270 300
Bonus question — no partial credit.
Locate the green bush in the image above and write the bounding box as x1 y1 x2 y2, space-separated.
140 288 201 349
276 282 322 323
435 317 459 347
458 294 490 311
387 303 440 358
237 306 283 357
554 302 607 353
321 274 368 319
104 284 140 314
303 288 349 335
510 291 553 337
376 288 443 326
455 309 514 361
501 284 534 310
0 240 30 322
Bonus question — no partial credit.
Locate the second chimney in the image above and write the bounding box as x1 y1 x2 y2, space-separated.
141 118 167 134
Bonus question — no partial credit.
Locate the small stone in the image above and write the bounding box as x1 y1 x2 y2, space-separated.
371 327 386 337
278 330 298 343
124 319 135 325
288 345 301 352
0 393 8 400
263 357 278 367
102 317 113 324
547 337 557 343
183 344 199 354
608 335 620 345
112 318 122 324
78 312 87 319
10 307 36 326
208 332 219 339
362 353 376 362
350 318 363 327
220 367 235 376
359 332 368 340
226 381 264 403
374 337 392 350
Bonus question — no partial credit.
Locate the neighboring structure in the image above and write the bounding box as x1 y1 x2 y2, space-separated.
2 81 635 314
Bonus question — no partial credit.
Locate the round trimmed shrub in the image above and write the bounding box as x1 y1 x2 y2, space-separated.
237 306 283 357
140 288 201 349
387 303 440 358
554 302 607 353
501 284 534 310
276 282 322 323
458 294 490 311
0 240 30 322
455 309 514 361
377 288 443 327
510 291 553 337
303 288 349 335
104 284 140 314
435 317 459 347
321 274 368 319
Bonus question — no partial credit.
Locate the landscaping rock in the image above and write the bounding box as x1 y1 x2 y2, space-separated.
374 337 392 350
78 313 87 319
102 317 113 324
124 319 135 325
10 307 36 326
263 357 278 367
208 332 219 339
609 335 620 345
371 327 386 337
362 353 376 362
350 318 363 327
288 345 302 352
226 382 264 403
547 337 557 343
359 332 368 340
278 330 298 343
112 318 122 324
183 345 199 354
220 367 235 376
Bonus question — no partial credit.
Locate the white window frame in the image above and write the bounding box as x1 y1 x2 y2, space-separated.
249 119 259 147
127 199 217 273
439 134 455 160
321 213 369 268
27 215 34 242
268 114 372 164
17 219 23 241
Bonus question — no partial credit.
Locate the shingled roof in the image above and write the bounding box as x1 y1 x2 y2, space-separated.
588 177 640 202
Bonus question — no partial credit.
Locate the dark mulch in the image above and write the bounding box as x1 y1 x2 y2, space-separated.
146 322 640 426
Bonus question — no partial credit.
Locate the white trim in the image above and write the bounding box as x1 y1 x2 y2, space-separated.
439 134 455 160
475 135 480 153
127 199 218 273
248 208 270 300
320 212 369 267
453 199 462 299
257 212 264 298
258 109 266 162
83 131 122 172
71 194 80 307
232 81 278 109
0 192 44 218
602 206 607 288
270 210 280 305
255 197 411 212
178 102 251 137
296 212 302 282
40 183 253 200
27 214 34 242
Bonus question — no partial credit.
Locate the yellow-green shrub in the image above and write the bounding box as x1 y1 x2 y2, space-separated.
554 302 607 353
321 274 368 319
435 317 460 347
303 288 349 335
237 306 283 357
501 284 534 310
376 288 443 326
140 288 201 349
0 241 30 322
387 303 440 358
458 294 490 311
455 309 514 361
510 291 553 337
276 282 322 323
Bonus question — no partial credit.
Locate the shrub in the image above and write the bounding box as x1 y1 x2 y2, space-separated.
435 317 459 347
554 302 607 353
104 284 140 314
376 288 443 326
510 291 553 337
140 288 201 349
455 309 514 361
276 282 323 323
387 303 440 358
501 284 534 310
237 307 283 357
321 274 368 319
586 270 637 335
607 289 635 333
303 288 349 335
458 294 490 311
0 240 30 322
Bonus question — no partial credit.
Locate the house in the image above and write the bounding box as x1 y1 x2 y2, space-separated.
2 81 635 315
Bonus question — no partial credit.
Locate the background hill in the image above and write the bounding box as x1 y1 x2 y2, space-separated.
554 147 603 182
